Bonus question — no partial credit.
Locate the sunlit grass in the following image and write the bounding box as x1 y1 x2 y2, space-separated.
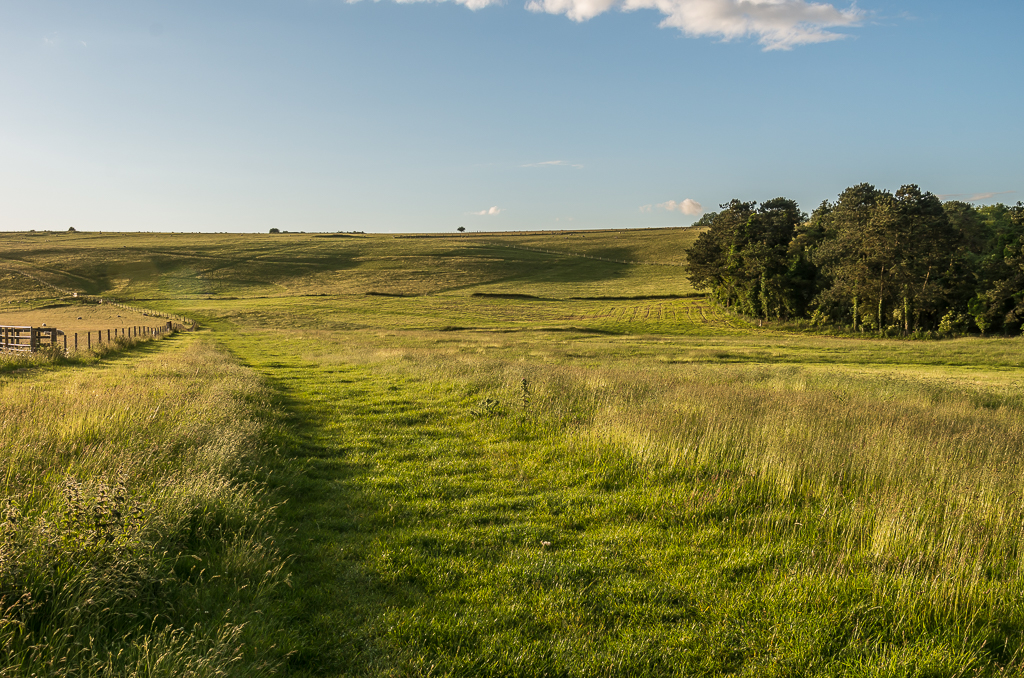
213 321 1024 675
0 334 288 676
5 229 1024 674
0 229 701 302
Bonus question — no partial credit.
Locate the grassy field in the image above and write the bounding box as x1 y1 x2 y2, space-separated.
2 228 1024 676
0 332 288 676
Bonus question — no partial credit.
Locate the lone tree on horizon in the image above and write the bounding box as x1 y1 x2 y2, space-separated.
457 226 466 233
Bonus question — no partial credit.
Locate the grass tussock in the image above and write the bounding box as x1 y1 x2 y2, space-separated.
0 335 286 676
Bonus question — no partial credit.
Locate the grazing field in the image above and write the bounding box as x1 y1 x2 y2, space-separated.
0 302 161 336
2 228 1024 676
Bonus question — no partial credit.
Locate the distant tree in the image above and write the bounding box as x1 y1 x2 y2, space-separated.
689 212 718 231
67 227 76 232
457 226 466 233
686 201 753 302
972 202 1024 334
685 184 1021 336
812 184 959 333
269 228 280 234
736 197 807 320
686 199 806 320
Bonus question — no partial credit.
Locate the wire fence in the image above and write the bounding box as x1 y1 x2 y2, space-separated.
0 263 196 327
1 322 182 355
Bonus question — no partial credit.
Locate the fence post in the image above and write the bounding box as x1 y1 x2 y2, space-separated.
87 332 91 349
75 333 78 350
107 329 111 342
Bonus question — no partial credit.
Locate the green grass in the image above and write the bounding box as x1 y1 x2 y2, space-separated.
0 229 700 300
219 324 1024 676
3 229 1024 675
0 333 289 676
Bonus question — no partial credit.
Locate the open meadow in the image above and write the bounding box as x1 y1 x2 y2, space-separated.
2 228 1024 676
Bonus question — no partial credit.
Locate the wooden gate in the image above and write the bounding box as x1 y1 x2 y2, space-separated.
0 326 60 353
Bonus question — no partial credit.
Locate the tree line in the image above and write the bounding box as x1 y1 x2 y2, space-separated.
686 184 1024 336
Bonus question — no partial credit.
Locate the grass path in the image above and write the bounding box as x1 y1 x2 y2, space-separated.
224 327 705 676
219 326 1019 677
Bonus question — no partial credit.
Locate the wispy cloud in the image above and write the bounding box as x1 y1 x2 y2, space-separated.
937 190 1016 203
527 0 863 50
642 198 703 215
522 160 584 169
471 206 503 216
355 0 861 49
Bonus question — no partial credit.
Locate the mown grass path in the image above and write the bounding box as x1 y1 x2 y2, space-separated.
223 329 493 675
223 328 718 677
220 326 1018 677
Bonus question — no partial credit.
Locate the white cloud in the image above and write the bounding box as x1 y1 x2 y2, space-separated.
354 0 861 49
525 0 863 50
937 190 1016 203
966 191 1014 202
654 198 703 215
471 206 503 215
522 160 584 169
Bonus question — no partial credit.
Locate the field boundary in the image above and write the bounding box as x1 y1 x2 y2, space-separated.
1 263 196 327
483 242 686 267
1 322 180 354
0 326 58 353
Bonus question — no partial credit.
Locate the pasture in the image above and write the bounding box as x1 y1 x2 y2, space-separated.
2 228 1023 676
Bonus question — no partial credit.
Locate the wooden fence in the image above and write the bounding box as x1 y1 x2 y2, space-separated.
0 326 59 353
77 297 194 326
0 265 196 327
1 322 176 354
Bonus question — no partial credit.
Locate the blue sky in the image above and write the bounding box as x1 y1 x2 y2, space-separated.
1 0 1021 233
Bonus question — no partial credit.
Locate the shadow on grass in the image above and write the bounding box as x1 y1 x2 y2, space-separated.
470 292 543 300
234 346 458 676
568 293 704 300
437 325 623 335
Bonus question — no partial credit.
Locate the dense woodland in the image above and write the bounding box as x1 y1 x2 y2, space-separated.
686 184 1024 336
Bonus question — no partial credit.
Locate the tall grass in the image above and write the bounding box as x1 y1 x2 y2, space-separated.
307 329 1024 639
0 332 170 376
0 335 286 676
567 364 1024 579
